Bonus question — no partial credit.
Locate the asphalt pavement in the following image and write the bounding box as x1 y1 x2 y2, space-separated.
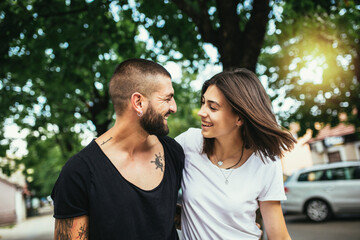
0 207 54 240
285 213 360 240
1 209 359 240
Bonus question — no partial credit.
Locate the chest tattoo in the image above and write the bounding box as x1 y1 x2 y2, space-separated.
151 152 164 172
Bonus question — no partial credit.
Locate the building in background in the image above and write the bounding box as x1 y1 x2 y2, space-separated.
308 123 359 164
282 128 313 177
282 123 360 177
0 167 28 225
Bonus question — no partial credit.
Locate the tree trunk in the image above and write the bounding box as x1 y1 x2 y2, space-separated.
217 0 271 71
173 0 270 71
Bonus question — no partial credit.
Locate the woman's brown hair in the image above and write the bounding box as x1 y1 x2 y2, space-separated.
201 68 296 162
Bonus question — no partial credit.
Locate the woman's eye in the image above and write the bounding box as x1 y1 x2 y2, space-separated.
210 106 217 111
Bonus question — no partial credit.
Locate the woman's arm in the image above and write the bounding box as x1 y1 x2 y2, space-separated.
54 215 89 240
259 201 291 240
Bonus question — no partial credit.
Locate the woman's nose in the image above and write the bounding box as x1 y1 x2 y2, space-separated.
197 105 206 117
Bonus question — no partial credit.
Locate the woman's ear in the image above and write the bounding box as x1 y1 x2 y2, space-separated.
236 117 244 127
131 92 144 116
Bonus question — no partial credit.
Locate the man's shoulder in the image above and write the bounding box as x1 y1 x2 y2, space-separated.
158 135 183 152
160 135 178 144
62 140 97 171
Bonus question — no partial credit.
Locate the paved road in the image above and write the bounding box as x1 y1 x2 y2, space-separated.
285 214 360 240
0 212 54 240
1 211 359 240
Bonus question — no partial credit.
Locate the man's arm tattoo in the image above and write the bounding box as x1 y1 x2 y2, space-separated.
151 152 164 172
101 137 112 146
78 224 89 240
55 218 73 240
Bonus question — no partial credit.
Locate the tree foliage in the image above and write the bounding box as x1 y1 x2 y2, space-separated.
132 0 272 71
1 0 359 197
130 0 360 135
1 0 143 196
259 0 360 135
168 72 201 138
0 0 200 196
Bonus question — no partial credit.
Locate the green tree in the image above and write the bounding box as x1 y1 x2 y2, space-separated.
22 135 69 197
130 0 359 134
168 72 201 138
0 0 200 196
1 0 143 196
132 0 272 71
1 0 359 197
259 0 360 135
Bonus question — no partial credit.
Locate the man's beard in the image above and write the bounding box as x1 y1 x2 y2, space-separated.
140 104 170 136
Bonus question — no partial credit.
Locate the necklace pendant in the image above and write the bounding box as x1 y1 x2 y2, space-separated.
225 179 229 184
217 161 223 166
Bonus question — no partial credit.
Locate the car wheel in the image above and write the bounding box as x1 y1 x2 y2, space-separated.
305 199 331 222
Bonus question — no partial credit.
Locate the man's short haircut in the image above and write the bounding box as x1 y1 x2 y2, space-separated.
109 58 171 115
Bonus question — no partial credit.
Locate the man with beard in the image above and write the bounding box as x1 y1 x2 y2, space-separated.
51 59 184 240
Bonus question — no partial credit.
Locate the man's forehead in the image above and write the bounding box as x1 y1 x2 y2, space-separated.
158 85 174 97
155 75 173 88
142 73 169 83
146 75 173 96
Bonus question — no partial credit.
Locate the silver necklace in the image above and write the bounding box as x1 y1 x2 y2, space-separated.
217 160 224 166
218 168 235 184
214 144 245 184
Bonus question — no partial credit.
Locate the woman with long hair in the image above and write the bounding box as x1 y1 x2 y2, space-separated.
176 68 296 239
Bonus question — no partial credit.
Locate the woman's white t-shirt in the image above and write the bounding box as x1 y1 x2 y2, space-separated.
175 128 286 240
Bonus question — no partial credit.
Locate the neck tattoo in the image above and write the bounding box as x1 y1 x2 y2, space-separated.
101 137 113 146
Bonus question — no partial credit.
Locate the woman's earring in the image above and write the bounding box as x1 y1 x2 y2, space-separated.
137 111 143 117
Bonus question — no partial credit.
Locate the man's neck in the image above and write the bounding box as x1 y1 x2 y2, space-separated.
95 115 152 155
95 114 165 191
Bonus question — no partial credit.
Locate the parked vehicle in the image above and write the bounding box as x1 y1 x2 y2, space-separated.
282 161 360 222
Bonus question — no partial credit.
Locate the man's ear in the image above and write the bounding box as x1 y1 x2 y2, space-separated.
131 92 145 115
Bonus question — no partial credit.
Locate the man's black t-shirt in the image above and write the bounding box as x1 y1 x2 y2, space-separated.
51 136 184 240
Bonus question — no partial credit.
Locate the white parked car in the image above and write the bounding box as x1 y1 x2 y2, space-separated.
282 161 360 222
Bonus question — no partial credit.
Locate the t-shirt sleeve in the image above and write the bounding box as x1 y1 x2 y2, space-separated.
174 131 187 149
175 128 200 150
258 159 286 201
51 154 91 219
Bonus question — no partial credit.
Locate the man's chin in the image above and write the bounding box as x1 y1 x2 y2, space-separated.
160 125 170 136
145 126 169 136
158 127 169 136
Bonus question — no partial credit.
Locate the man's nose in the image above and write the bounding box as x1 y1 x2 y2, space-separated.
170 98 177 113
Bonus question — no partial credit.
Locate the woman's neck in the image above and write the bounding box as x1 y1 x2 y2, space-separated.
213 132 243 160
